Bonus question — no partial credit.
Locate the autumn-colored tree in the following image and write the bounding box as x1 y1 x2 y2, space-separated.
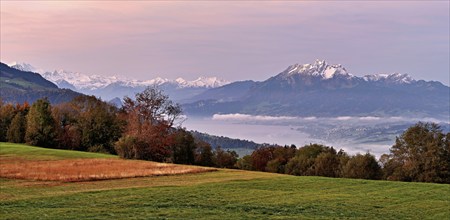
382 122 449 183
213 146 238 168
25 98 56 147
116 87 182 161
0 102 16 141
250 146 276 171
5 102 29 143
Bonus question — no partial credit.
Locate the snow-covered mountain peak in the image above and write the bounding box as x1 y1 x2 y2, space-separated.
39 69 124 90
9 62 229 91
283 60 351 79
189 77 229 88
364 73 415 84
9 62 42 73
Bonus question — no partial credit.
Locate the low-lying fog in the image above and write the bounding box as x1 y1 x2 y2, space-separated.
183 114 450 158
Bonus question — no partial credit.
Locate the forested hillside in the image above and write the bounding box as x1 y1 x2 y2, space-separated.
0 63 82 104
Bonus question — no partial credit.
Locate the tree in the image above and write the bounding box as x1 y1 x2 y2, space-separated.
5 102 29 143
213 146 238 168
266 145 297 173
7 112 27 143
25 98 56 147
170 129 196 164
116 86 182 161
314 150 340 177
383 122 449 183
0 102 16 141
70 96 123 153
342 153 381 180
251 146 275 171
52 102 81 150
195 140 214 167
236 155 253 170
285 144 334 176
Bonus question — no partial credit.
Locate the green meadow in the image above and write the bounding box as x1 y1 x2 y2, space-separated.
1 142 449 219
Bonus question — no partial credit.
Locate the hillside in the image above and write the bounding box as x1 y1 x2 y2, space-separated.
1 142 449 219
0 63 82 104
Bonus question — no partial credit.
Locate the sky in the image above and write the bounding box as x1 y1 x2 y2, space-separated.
1 1 449 85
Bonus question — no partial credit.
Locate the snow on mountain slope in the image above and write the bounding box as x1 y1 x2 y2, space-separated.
7 62 229 90
282 59 353 80
9 60 418 91
363 73 415 84
279 59 416 84
9 62 42 73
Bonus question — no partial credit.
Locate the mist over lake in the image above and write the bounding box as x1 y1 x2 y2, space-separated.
184 114 450 157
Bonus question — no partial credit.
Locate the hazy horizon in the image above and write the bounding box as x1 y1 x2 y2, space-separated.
1 1 449 85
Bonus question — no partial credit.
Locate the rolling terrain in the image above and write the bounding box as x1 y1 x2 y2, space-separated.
1 142 449 219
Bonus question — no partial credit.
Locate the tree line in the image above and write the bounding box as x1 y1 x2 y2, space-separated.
1 87 448 183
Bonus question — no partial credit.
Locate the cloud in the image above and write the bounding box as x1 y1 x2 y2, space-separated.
211 114 449 124
212 114 297 121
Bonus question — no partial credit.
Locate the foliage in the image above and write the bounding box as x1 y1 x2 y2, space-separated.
251 146 276 171
6 102 29 143
6 112 27 143
170 129 196 164
382 122 450 183
285 144 335 176
117 86 182 161
213 146 238 168
71 96 123 153
0 101 16 141
194 140 215 167
25 98 56 147
342 153 382 179
236 155 253 170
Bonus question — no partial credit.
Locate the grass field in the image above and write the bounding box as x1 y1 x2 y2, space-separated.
1 142 449 219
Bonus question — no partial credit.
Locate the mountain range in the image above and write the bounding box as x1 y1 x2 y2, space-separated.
183 60 449 120
10 62 229 102
0 63 81 104
6 60 450 120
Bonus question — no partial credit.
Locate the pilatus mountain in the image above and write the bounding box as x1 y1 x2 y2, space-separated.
183 60 449 120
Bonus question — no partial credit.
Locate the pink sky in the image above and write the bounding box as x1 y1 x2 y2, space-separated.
1 1 449 84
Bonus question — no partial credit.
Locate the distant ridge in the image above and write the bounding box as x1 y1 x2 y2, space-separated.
0 62 82 104
183 60 450 120
9 62 229 102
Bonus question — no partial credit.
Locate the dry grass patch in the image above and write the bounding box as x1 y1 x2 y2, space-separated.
0 157 216 182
